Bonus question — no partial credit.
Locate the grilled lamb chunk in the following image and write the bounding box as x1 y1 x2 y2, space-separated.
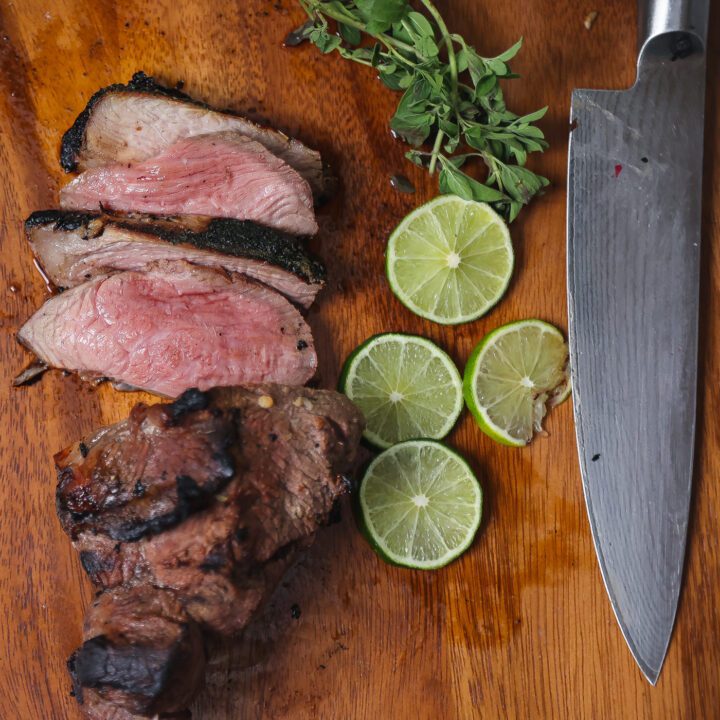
68 585 205 718
25 210 325 308
55 395 237 542
60 71 326 199
56 385 365 635
60 131 318 236
17 262 316 397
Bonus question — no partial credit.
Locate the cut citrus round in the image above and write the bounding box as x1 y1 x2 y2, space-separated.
386 196 514 325
340 333 463 449
359 440 482 569
464 319 570 447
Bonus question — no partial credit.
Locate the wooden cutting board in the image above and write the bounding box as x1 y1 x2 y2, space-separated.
1 1 718 717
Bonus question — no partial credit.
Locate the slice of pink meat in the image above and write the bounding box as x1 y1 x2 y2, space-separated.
17 261 317 397
60 132 318 236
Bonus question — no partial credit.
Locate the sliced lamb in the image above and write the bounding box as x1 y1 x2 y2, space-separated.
61 71 326 198
25 210 325 308
17 262 317 396
60 132 318 236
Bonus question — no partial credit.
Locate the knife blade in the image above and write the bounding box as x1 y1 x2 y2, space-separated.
567 0 709 684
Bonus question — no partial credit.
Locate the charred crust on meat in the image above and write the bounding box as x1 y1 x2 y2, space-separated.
210 451 235 481
28 210 326 285
71 587 207 706
268 544 294 563
199 544 230 572
73 633 178 704
175 474 205 506
57 398 238 545
25 209 99 234
67 652 84 705
56 386 365 716
79 550 114 579
60 72 197 172
107 474 219 543
169 388 209 419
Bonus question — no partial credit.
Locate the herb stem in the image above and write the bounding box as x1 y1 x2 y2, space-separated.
418 0 459 105
428 129 444 175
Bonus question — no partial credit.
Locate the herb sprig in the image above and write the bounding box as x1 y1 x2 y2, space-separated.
294 0 549 221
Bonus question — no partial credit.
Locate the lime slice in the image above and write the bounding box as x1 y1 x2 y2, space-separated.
340 333 463 449
463 319 570 447
386 196 514 325
359 440 482 569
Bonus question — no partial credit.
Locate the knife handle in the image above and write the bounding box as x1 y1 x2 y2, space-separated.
638 0 709 56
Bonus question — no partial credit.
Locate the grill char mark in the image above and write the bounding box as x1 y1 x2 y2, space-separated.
56 396 238 543
61 72 208 173
24 209 326 286
68 586 206 718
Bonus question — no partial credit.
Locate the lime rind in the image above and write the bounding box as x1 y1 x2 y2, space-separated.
359 440 483 570
463 319 570 447
386 196 514 325
340 333 463 449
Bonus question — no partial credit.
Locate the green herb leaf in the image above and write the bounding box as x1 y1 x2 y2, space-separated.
309 27 342 54
439 166 473 199
493 38 523 63
356 0 410 33
406 11 435 38
514 106 548 124
339 22 362 45
415 35 439 58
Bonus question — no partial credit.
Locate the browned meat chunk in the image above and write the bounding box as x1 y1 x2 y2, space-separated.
59 385 363 717
56 391 237 542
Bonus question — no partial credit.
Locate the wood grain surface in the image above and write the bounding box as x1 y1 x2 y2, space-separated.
0 1 718 718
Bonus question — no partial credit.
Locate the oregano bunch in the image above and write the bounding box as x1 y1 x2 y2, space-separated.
294 0 549 221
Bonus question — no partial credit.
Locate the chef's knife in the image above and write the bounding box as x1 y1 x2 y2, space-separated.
567 0 709 684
